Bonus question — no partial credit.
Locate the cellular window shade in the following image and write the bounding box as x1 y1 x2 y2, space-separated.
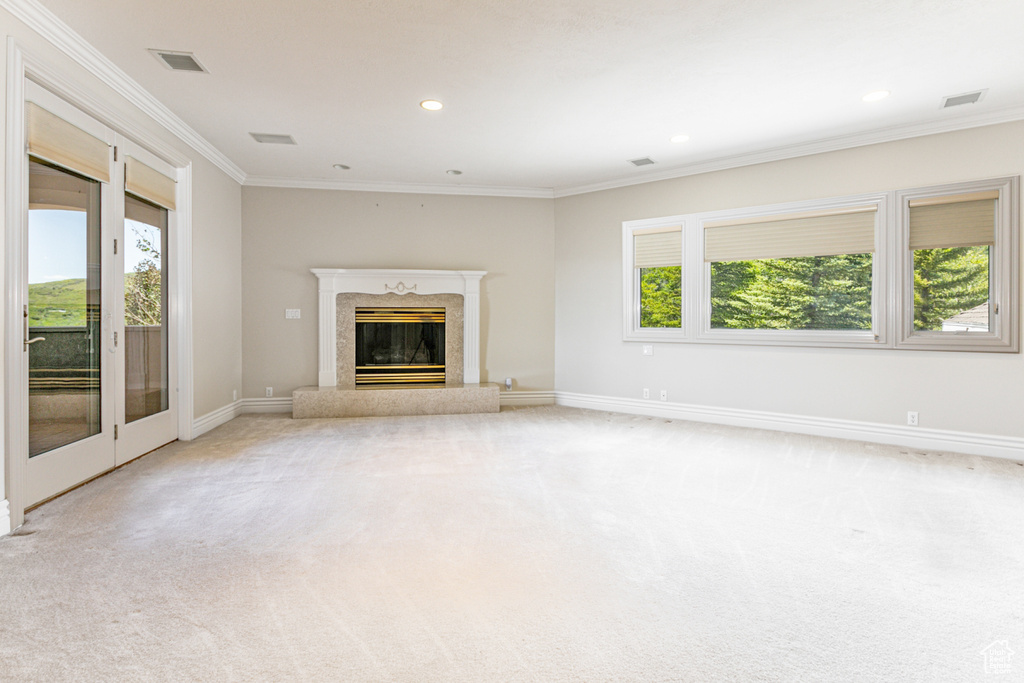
27 102 110 183
125 192 167 229
29 162 92 211
126 156 177 211
634 228 681 268
908 192 997 250
704 206 876 263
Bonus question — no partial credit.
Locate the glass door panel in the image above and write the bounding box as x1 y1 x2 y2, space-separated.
27 160 102 457
123 194 168 423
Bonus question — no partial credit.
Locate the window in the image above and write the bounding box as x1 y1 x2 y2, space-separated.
124 194 169 423
704 205 877 334
635 227 681 329
623 221 685 340
27 159 103 456
622 177 1018 352
911 194 992 332
897 179 1018 351
123 155 175 423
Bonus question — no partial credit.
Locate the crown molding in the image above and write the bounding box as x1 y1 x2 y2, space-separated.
243 175 555 199
553 104 1024 198
7 0 1024 200
0 0 247 184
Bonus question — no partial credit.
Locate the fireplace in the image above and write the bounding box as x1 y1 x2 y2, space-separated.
355 307 446 385
311 269 484 387
295 269 498 418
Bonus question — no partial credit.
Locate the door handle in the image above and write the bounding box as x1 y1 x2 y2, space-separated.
104 311 116 354
23 305 45 351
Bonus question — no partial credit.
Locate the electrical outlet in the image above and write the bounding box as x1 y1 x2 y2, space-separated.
907 411 919 426
265 387 273 398
660 389 667 401
642 345 654 356
643 388 650 399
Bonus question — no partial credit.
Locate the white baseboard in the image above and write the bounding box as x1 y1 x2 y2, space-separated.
555 391 1024 462
192 401 244 438
239 397 294 413
500 390 556 407
191 397 293 437
0 499 11 536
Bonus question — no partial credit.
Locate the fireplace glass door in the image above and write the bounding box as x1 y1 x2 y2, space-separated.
355 308 445 385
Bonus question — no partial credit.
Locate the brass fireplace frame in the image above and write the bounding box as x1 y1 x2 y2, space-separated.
354 307 446 385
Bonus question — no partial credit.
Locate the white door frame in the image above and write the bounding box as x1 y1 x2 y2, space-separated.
3 41 194 531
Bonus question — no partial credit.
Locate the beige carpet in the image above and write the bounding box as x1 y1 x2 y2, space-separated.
1 407 1022 682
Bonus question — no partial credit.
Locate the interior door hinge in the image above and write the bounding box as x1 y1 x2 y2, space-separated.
114 146 118 162
114 238 118 255
114 424 118 440
113 331 118 348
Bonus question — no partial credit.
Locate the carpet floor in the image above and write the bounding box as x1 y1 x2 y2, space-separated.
1 406 1022 682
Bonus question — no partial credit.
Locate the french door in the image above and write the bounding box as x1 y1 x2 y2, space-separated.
20 82 179 506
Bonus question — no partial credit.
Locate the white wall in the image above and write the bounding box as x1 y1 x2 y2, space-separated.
191 163 242 417
554 121 1024 439
241 187 555 398
0 7 243 528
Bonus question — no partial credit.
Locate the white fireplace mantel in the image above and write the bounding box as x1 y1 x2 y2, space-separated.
312 269 486 387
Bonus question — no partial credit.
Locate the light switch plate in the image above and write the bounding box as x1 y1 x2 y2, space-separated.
285 308 301 319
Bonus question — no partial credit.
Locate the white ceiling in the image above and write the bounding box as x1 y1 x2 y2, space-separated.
30 0 1024 195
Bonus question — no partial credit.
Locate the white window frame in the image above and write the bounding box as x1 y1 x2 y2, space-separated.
622 178 1019 353
895 177 1019 352
622 215 690 342
695 192 889 349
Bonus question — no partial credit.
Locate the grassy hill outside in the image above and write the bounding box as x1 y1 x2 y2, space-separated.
28 278 87 326
29 273 157 327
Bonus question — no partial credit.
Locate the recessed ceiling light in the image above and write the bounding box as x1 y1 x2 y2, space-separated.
862 90 890 102
332 164 350 170
446 169 462 175
420 100 444 111
670 134 690 144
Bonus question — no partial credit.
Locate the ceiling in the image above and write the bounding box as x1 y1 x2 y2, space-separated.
29 0 1024 195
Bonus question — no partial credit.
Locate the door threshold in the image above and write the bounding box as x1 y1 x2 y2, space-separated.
25 439 177 513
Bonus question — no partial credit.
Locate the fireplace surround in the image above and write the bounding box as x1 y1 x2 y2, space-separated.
292 269 499 418
334 291 465 387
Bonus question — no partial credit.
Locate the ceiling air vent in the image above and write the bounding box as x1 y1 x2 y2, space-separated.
149 49 208 73
941 90 986 108
629 157 656 167
249 133 297 145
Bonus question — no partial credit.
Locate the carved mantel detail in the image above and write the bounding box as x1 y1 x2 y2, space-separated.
311 269 486 387
384 281 417 294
